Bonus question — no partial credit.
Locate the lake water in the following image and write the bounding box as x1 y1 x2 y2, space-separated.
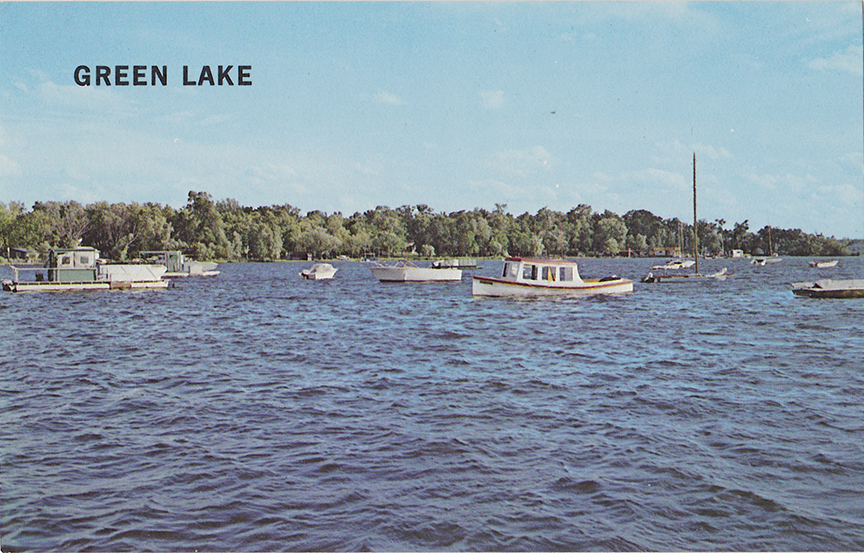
2 257 863 551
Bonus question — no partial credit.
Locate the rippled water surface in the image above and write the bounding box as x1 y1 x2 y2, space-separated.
2 257 864 551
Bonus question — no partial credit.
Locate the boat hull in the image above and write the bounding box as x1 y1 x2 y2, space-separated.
642 268 729 283
2 279 168 293
2 262 168 293
371 267 462 282
792 279 864 299
163 270 220 278
472 275 632 297
300 264 337 280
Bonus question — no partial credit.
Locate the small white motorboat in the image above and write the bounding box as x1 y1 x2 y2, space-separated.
369 260 462 282
751 255 782 266
300 263 337 280
809 260 839 269
649 258 696 271
472 257 632 297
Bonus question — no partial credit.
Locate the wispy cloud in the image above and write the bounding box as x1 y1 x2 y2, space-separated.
373 92 406 106
623 167 688 191
480 90 505 110
488 146 553 178
807 44 863 76
0 153 21 179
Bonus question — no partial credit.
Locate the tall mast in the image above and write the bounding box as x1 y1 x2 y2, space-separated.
693 152 699 274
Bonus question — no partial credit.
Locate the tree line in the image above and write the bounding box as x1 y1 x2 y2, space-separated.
0 191 855 262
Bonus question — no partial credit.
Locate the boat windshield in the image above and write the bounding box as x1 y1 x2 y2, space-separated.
503 262 520 279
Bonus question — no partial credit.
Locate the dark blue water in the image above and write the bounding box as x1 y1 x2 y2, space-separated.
2 257 864 551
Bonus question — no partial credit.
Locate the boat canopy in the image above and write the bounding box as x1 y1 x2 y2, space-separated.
502 258 583 284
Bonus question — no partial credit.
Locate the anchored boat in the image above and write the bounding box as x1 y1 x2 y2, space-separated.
140 250 219 277
642 153 729 283
809 260 839 269
472 257 632 297
369 259 462 282
431 258 479 269
300 263 337 280
792 279 864 299
2 247 168 292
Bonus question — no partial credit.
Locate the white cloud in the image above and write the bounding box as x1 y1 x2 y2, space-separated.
0 154 21 179
36 79 134 116
817 182 862 207
244 163 299 183
623 167 687 191
743 172 816 194
655 140 731 163
468 178 520 199
487 145 553 178
354 162 380 176
480 90 505 110
807 44 864 76
373 91 406 106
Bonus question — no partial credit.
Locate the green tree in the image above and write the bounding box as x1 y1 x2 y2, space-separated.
593 211 627 256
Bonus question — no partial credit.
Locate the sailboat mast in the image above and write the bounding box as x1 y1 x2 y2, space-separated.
693 152 699 274
768 226 773 256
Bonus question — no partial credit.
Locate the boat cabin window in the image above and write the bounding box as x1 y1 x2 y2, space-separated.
502 262 520 279
60 255 72 266
78 254 90 266
559 266 573 281
542 266 557 281
522 264 538 280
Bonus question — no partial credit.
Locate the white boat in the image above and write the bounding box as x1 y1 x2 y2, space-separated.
792 279 864 299
650 258 696 271
472 257 632 297
809 260 838 268
369 259 462 282
140 250 219 277
2 247 168 292
431 258 479 269
642 267 729 283
300 263 337 280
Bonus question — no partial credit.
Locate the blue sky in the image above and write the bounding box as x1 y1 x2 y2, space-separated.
1 1 863 238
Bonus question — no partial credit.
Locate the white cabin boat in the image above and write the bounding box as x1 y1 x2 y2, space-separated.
2 247 168 292
650 258 696 271
472 257 632 297
300 263 337 280
809 260 838 269
370 260 462 282
431 258 479 269
792 279 864 299
140 250 219 277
